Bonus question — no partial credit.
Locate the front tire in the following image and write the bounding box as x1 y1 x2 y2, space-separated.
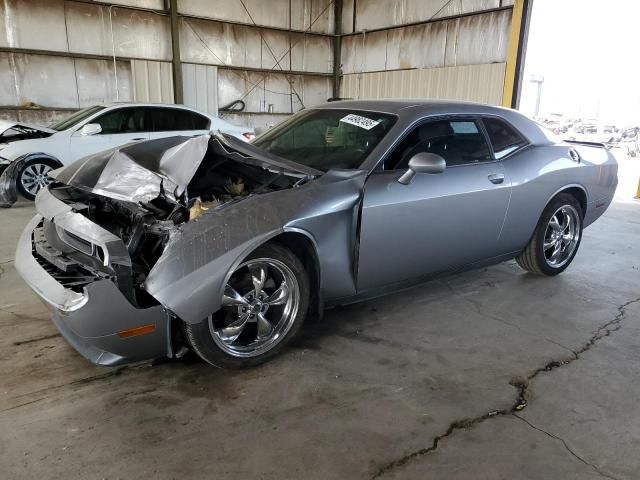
184 243 310 368
16 158 58 200
516 193 583 276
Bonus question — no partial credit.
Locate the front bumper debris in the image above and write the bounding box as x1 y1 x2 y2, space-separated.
15 212 172 366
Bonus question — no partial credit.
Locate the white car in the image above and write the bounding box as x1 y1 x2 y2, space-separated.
0 103 254 201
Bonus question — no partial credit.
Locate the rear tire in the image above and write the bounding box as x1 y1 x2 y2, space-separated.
16 158 59 201
184 243 309 369
516 193 583 276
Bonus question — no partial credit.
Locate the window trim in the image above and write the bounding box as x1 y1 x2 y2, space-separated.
478 115 530 161
379 114 498 172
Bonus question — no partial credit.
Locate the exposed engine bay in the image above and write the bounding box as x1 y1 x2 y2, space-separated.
0 124 53 145
42 134 309 307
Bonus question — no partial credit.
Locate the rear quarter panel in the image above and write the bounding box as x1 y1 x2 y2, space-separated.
499 144 617 254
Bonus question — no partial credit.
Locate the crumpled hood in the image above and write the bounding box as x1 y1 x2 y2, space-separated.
51 135 210 204
50 133 320 205
0 120 56 136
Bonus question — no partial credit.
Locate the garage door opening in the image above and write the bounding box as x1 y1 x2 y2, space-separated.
518 0 640 202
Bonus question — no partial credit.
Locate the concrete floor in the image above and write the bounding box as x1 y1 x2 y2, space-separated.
1 178 639 479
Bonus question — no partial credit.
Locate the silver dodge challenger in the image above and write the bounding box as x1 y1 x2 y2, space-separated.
15 100 618 368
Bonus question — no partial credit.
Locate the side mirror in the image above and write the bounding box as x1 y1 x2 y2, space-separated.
398 152 446 185
80 123 102 136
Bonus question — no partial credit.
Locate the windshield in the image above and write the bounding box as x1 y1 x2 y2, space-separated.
49 105 106 131
253 109 397 171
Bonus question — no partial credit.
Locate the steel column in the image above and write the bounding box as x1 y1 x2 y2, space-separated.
502 0 533 108
168 0 183 104
332 0 343 99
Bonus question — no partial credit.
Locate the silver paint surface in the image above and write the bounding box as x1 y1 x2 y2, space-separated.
15 100 619 364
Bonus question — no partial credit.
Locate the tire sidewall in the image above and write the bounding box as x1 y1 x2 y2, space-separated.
533 193 584 276
185 242 310 369
16 157 59 201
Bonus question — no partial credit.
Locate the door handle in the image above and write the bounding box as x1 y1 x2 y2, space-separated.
130 137 145 141
488 173 505 184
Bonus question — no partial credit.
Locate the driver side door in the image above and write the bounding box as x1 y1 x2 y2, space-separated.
69 107 149 161
356 117 511 292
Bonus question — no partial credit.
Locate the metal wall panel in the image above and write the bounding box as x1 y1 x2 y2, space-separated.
87 0 164 9
131 59 174 103
179 17 332 74
217 69 293 114
0 53 19 105
0 0 68 51
182 63 218 114
352 0 501 31
12 53 81 107
0 52 132 108
342 0 355 34
1 1 171 60
76 58 133 104
0 108 73 125
179 0 334 34
341 9 510 74
219 112 291 133
65 3 172 60
446 9 511 65
340 63 507 105
218 68 331 114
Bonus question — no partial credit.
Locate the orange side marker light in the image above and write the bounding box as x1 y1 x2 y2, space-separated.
117 323 156 338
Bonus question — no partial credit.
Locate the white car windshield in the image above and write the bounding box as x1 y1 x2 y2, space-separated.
49 105 106 131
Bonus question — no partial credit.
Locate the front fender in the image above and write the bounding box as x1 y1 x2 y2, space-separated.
144 170 366 324
144 192 299 324
0 153 62 207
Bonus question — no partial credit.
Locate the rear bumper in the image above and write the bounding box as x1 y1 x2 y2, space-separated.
15 215 171 366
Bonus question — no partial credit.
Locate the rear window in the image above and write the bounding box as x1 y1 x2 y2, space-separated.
483 117 527 159
148 108 210 131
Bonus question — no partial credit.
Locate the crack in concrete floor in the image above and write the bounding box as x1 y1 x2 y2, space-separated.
371 297 640 479
512 414 621 480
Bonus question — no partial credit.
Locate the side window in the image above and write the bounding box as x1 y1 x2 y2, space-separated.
386 119 492 170
483 117 527 159
94 108 145 134
149 108 210 131
191 112 210 130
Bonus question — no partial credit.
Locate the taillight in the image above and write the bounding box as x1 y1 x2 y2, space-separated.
242 132 255 142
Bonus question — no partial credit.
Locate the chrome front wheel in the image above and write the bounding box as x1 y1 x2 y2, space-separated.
211 258 300 358
184 243 309 368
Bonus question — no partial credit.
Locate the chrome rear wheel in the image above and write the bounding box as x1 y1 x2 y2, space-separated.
543 205 581 268
516 193 584 276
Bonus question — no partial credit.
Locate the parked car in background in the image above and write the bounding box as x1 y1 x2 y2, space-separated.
15 100 618 369
0 103 254 203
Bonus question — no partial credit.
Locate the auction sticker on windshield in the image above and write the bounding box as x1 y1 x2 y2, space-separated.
340 114 380 130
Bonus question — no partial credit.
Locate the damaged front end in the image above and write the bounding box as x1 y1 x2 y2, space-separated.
15 133 312 365
0 120 55 190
